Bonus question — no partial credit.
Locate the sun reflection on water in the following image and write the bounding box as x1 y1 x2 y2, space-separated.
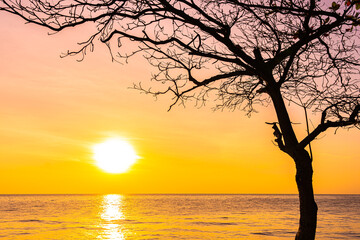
99 194 125 240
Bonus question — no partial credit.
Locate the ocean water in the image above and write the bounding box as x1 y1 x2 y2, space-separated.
0 194 359 239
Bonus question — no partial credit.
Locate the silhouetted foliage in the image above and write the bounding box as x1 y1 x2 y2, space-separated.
1 0 359 239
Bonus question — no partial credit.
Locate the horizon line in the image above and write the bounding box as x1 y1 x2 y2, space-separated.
1 193 359 195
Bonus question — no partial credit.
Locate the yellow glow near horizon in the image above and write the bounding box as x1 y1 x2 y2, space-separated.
93 138 138 174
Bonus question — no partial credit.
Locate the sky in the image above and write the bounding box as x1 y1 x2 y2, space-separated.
0 12 359 194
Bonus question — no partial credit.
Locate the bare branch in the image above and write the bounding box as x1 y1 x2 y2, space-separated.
299 104 360 148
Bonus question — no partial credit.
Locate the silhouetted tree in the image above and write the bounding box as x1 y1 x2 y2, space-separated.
1 0 360 239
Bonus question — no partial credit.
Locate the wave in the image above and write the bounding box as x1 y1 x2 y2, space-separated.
0 209 17 212
251 231 274 236
192 221 237 226
18 219 42 223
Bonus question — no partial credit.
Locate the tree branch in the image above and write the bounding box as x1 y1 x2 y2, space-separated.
299 104 360 148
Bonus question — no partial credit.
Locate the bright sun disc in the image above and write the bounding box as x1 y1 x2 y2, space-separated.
93 138 138 174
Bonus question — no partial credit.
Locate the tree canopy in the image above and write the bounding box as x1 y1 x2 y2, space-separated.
2 0 358 137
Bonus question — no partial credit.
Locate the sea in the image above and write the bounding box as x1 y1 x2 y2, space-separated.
0 194 359 239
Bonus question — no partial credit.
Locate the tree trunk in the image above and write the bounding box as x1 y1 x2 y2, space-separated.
267 87 318 240
294 149 318 240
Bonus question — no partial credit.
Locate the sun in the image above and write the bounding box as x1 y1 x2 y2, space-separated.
92 138 138 174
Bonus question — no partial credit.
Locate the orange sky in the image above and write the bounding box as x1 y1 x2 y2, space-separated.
0 13 359 194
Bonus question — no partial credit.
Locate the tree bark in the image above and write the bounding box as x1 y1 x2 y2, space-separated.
294 149 318 240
